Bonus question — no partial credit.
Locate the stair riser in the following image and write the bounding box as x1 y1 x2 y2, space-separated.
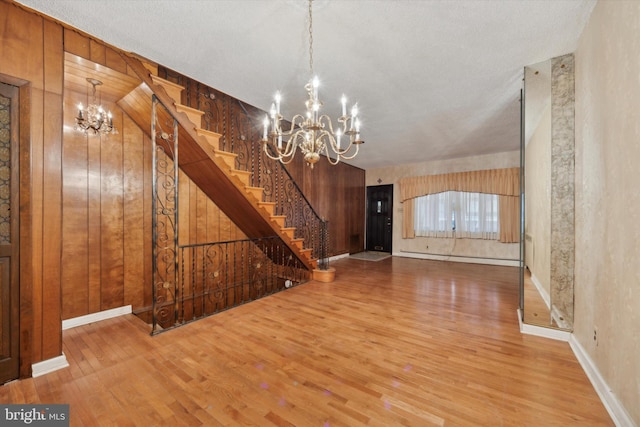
175 106 204 126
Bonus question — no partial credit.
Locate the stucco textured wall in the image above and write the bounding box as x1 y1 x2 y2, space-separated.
574 1 640 423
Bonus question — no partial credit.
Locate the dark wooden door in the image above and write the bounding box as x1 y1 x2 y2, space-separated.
366 185 393 252
0 82 20 384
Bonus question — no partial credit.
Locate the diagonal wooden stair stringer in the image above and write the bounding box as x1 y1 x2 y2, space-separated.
116 53 317 271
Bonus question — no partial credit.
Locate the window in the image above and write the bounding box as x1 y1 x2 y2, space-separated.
414 191 499 239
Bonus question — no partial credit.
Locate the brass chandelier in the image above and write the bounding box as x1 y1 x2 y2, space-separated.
261 0 363 168
75 78 116 135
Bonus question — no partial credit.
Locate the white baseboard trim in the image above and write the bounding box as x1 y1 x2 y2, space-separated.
569 335 636 427
516 309 571 341
31 353 69 378
395 251 520 267
62 305 132 330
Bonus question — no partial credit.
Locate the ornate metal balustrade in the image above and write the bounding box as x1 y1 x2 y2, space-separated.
158 68 330 268
151 96 310 334
166 237 309 331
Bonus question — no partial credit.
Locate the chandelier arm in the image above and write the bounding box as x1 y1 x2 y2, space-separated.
334 143 360 160
315 128 358 158
262 143 284 161
317 114 336 134
286 115 308 134
322 145 342 166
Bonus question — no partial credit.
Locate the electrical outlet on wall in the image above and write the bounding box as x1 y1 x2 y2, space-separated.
593 326 598 346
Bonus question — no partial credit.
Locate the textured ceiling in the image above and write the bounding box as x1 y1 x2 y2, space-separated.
16 0 595 170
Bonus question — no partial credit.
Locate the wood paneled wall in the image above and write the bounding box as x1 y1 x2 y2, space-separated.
284 156 366 256
178 170 247 246
0 0 64 371
61 92 153 320
60 101 247 320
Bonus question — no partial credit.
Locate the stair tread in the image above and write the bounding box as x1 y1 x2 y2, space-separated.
150 75 184 100
150 75 185 91
175 104 205 116
214 150 237 159
195 127 223 139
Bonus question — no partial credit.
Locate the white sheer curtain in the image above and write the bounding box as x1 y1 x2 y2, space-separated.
414 192 455 238
455 192 499 239
414 191 499 240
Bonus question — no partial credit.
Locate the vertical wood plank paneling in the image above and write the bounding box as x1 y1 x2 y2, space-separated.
196 187 207 244
142 134 153 310
61 91 89 319
63 29 90 60
29 85 44 363
177 169 190 247
41 88 63 360
122 115 145 309
177 168 192 318
89 39 106 65
87 110 102 314
100 101 124 310
283 157 365 256
188 179 198 243
206 197 218 243
105 48 127 75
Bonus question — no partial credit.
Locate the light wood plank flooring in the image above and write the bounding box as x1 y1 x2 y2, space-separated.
1 257 612 426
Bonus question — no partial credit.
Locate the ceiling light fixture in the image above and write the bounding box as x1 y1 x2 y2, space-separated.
75 78 116 135
261 0 363 168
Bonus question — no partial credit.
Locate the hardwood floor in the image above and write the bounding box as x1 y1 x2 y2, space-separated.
1 257 612 426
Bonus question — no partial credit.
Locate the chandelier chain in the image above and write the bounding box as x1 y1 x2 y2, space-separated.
308 0 313 77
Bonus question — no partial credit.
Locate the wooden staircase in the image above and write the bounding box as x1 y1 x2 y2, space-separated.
116 54 318 271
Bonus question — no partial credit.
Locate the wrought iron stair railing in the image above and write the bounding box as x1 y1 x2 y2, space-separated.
152 236 310 333
150 95 310 333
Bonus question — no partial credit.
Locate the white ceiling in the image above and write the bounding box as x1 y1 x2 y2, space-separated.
17 0 595 170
